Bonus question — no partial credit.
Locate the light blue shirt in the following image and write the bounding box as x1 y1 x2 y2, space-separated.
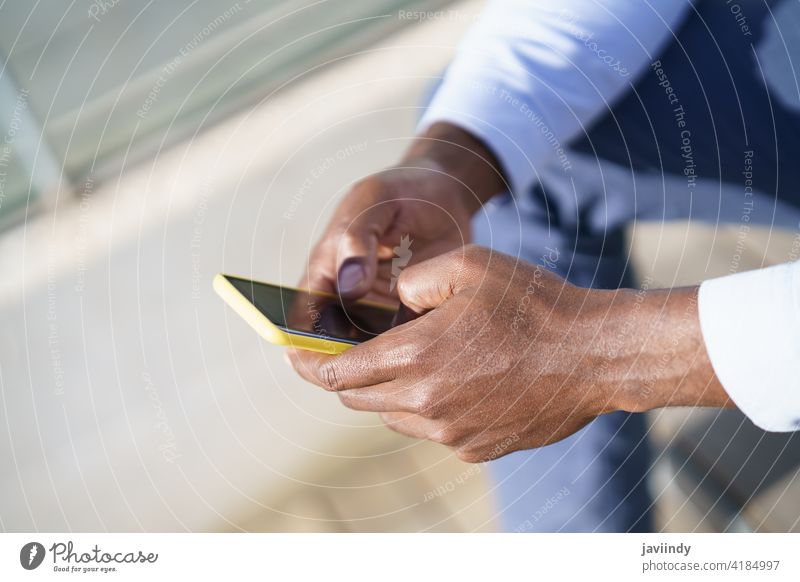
419 0 800 431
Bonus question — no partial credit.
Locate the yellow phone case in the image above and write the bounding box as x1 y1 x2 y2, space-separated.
213 273 354 355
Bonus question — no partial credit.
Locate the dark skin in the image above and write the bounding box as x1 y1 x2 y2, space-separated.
299 123 504 302
289 123 732 463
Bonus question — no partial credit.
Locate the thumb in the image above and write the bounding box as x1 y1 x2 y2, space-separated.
396 245 488 313
335 204 395 299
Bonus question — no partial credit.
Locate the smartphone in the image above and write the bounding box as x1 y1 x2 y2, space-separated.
213 274 398 354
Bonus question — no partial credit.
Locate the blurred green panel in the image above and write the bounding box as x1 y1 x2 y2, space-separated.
0 0 454 193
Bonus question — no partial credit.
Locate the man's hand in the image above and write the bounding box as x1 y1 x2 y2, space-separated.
289 245 732 462
301 123 506 302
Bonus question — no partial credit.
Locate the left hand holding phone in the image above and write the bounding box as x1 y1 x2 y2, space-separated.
288 245 610 461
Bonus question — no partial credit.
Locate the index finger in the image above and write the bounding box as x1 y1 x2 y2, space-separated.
285 325 410 391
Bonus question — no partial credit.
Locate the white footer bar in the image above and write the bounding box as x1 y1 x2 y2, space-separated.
1 533 796 581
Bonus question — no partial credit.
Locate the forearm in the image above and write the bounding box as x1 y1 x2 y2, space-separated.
401 122 507 214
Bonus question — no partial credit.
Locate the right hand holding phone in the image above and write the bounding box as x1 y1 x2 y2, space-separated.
300 122 506 303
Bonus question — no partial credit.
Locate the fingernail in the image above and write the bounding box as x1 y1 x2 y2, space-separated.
338 259 366 295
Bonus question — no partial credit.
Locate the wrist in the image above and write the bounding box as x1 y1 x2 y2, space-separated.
601 286 730 415
402 122 507 214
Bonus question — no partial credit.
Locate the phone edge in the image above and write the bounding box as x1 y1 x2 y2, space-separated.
212 273 353 355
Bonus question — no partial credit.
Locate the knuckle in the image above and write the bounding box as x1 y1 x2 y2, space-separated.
455 447 484 464
351 175 377 192
336 391 354 408
432 425 458 446
382 422 399 435
348 176 385 205
452 244 488 280
406 393 424 415
395 269 413 294
462 244 487 264
331 222 353 241
414 386 432 412
316 229 343 255
318 362 342 391
382 419 404 436
462 243 480 255
416 387 441 418
379 413 410 437
389 340 421 371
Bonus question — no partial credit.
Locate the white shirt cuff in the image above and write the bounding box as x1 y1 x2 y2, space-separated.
698 262 800 432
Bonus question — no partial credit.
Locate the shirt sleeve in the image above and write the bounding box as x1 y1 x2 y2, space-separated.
698 261 800 432
418 0 693 195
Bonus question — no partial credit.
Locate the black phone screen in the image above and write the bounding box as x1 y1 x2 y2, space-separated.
224 276 398 345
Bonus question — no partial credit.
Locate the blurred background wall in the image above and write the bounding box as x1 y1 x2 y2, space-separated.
0 0 798 532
